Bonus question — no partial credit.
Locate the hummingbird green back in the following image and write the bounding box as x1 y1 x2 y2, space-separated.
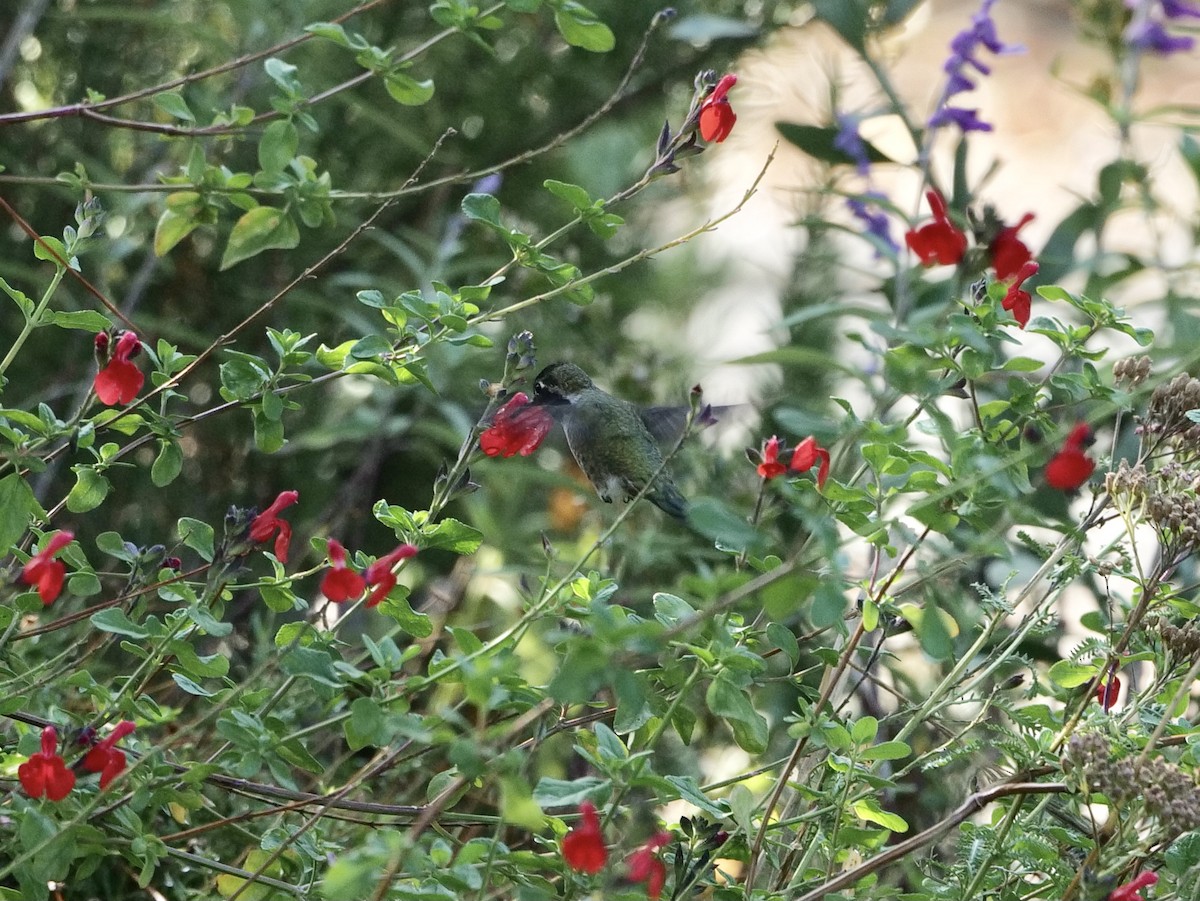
532 363 690 520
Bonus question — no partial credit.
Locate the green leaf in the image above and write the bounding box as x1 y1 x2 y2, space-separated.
664 775 727 817
775 122 894 167
172 673 217 697
96 531 136 561
345 698 387 750
187 603 233 636
766 622 800 666
216 850 283 901
532 776 608 807
152 439 183 487
169 640 230 678
500 775 545 830
851 715 878 745
258 119 298 174
553 1 615 52
220 206 300 270
811 0 867 52
852 798 909 832
177 516 214 562
33 235 70 266
653 592 696 627
705 672 768 754
1048 659 1100 689
91 608 150 639
66 465 111 513
543 179 593 211
0 474 38 553
280 645 341 687
420 518 483 554
688 496 762 553
0 276 34 317
461 193 502 227
612 669 652 733
376 592 432 637
253 409 286 453
260 584 296 612
860 740 912 761
383 71 435 105
1165 830 1200 874
43 310 112 331
154 208 200 257
305 22 353 47
153 91 195 122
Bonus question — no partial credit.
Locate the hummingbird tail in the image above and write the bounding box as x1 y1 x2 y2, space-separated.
651 487 690 521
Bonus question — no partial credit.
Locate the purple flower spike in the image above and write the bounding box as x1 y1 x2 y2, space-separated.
834 114 872 175
930 0 1024 134
929 106 994 132
1162 0 1200 18
1127 19 1195 53
847 193 899 257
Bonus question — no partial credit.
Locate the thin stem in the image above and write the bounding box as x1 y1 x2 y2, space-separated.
0 264 66 376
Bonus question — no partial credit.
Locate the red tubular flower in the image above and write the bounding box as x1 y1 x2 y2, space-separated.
363 543 418 608
562 801 608 874
989 211 1035 279
1001 260 1039 329
22 530 74 605
699 74 738 143
321 539 367 602
756 436 787 479
627 831 672 900
1095 674 1121 712
1108 871 1158 901
18 726 76 801
94 330 145 406
480 392 554 458
82 720 136 790
791 436 831 488
249 490 300 563
905 190 967 266
1045 423 1095 491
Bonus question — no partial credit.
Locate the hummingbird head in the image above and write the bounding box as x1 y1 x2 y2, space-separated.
532 362 594 406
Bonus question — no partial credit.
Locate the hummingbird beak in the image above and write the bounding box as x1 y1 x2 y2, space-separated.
530 391 569 408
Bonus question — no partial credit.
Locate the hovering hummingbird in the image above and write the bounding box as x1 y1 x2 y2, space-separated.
530 362 700 520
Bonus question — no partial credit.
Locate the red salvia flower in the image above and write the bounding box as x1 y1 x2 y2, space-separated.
22 530 74 605
18 726 75 801
756 436 787 479
94 330 145 406
1095 673 1121 712
699 74 738 143
480 392 554 458
1108 871 1158 901
989 211 1035 280
321 539 367 602
562 801 608 874
905 190 968 266
249 490 300 563
791 436 831 488
363 543 419 608
1045 423 1095 491
627 831 672 900
81 720 136 790
1001 259 1039 329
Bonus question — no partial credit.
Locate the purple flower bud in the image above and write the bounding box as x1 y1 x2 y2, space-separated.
1126 19 1196 54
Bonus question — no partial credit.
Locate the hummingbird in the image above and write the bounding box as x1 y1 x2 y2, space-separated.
530 362 694 520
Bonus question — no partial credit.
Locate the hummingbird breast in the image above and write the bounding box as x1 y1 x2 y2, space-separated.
561 390 687 519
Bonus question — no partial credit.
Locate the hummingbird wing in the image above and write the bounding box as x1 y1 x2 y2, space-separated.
640 404 734 446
